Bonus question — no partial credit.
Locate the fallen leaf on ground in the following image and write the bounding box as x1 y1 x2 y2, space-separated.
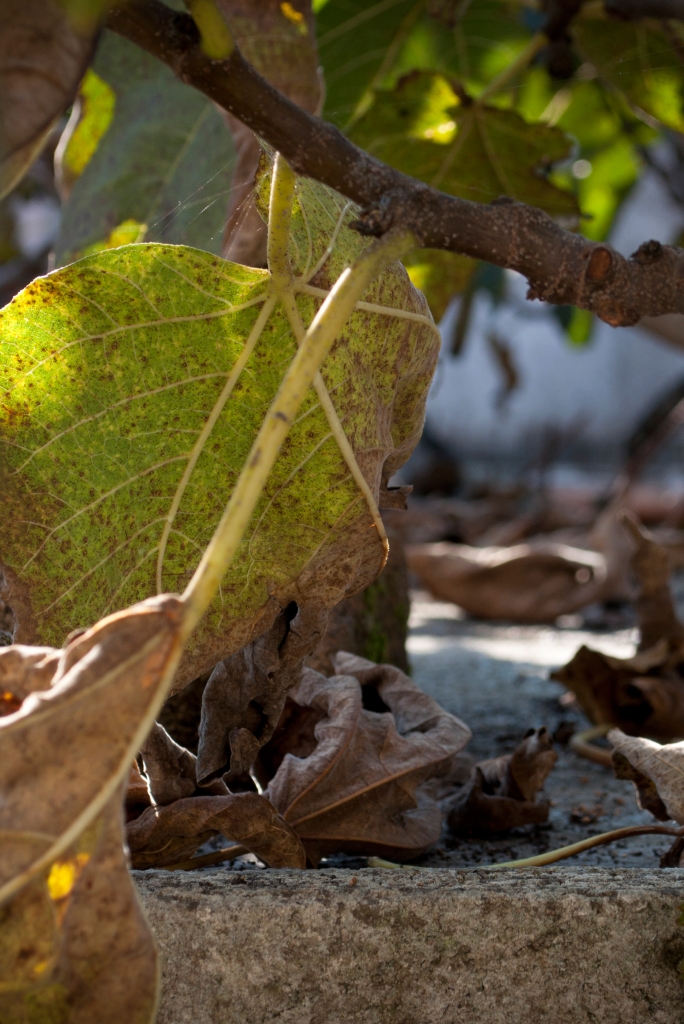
126 791 306 870
446 728 557 836
0 594 184 1022
140 721 228 805
196 603 328 783
405 540 608 623
552 515 684 738
261 652 471 865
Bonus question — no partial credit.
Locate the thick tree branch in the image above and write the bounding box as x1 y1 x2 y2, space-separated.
106 0 684 327
605 0 684 18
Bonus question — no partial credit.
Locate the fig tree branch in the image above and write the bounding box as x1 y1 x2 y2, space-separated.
605 0 684 18
107 0 684 327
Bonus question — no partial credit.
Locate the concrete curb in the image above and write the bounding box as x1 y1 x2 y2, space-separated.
135 867 684 1024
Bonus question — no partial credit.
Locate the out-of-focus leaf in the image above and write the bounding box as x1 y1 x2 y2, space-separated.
406 539 612 623
127 791 306 869
315 0 420 126
55 68 116 199
80 218 147 256
403 248 476 321
0 0 100 198
351 72 579 220
574 14 684 132
393 0 529 100
1 174 439 689
447 727 557 836
553 516 684 738
54 30 236 264
0 595 184 1022
263 651 471 865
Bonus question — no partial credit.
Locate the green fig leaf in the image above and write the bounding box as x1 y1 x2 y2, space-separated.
0 176 439 688
574 14 684 133
350 72 579 221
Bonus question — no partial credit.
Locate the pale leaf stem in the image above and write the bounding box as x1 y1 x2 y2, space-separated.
180 225 415 636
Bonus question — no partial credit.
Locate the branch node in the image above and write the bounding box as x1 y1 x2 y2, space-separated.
351 192 407 238
586 246 614 283
632 239 664 264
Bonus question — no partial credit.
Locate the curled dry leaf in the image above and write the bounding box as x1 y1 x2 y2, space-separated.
447 728 557 836
0 595 184 1022
127 791 306 870
0 0 101 197
140 721 228 805
406 540 608 623
608 728 684 824
261 652 471 865
552 515 684 738
196 602 328 783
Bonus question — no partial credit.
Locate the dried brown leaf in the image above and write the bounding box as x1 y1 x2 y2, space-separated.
611 749 670 821
621 512 684 653
141 721 228 806
1 786 158 1024
406 540 608 623
0 0 100 197
126 791 306 869
608 728 684 823
0 595 184 1021
263 652 471 865
552 516 684 738
447 728 557 836
196 602 328 783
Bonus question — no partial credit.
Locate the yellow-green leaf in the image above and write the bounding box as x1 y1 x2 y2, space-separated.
0 176 439 687
56 68 116 196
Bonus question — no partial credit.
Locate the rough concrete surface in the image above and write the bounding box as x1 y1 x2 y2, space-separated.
135 867 684 1024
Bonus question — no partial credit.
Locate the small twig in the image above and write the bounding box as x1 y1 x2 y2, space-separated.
367 824 684 872
570 723 614 767
486 824 684 867
107 0 684 327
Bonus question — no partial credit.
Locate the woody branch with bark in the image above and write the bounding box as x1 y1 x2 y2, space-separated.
107 0 684 329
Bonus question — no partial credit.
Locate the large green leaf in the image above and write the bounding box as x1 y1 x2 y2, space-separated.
0 175 439 687
573 14 684 132
351 71 579 219
54 30 236 265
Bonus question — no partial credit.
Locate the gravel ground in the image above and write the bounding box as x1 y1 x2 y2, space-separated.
408 591 674 870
